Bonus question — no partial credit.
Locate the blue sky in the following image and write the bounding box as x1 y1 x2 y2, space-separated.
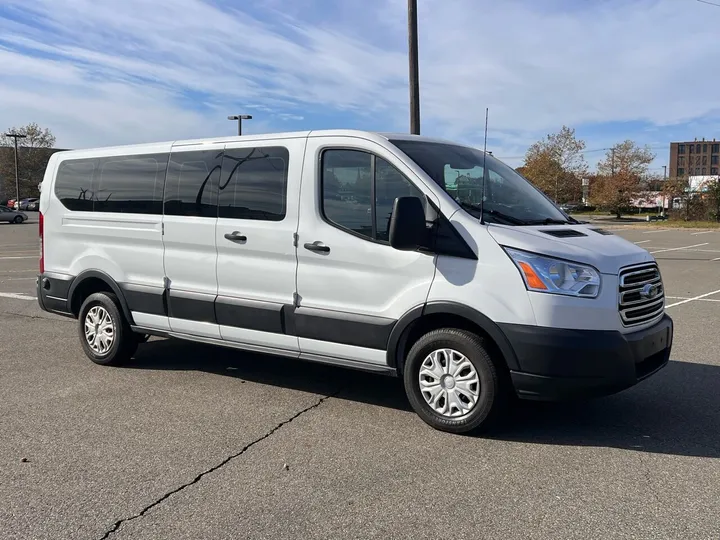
1 0 720 172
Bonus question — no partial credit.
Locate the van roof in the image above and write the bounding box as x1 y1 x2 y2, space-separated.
52 129 469 160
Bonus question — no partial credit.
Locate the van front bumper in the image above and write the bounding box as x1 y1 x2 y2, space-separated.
501 314 673 401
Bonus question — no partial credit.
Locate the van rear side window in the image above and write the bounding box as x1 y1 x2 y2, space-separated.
218 147 289 221
55 159 97 211
164 150 222 218
95 154 168 214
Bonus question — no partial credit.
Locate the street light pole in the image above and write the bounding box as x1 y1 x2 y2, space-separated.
227 114 252 136
408 0 420 135
4 132 27 205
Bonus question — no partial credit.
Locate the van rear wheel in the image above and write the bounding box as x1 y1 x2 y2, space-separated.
403 328 506 434
78 292 138 366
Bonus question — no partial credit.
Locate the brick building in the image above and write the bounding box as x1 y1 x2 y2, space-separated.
668 138 720 178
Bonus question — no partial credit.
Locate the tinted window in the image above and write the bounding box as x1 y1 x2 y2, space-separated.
55 159 97 211
321 149 425 242
218 147 288 221
678 144 685 154
375 158 425 241
164 150 222 217
94 154 167 214
677 168 685 176
713 144 719 153
712 155 718 165
696 144 701 153
712 168 718 175
703 144 708 153
322 150 373 238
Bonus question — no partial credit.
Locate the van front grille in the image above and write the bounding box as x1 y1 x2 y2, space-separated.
618 263 665 326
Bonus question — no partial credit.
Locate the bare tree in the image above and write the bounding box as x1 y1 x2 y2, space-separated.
1 123 57 199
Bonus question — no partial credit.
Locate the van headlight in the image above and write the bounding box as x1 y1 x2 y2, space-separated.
503 247 600 298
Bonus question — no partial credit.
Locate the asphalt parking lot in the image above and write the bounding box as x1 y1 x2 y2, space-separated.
1 215 719 540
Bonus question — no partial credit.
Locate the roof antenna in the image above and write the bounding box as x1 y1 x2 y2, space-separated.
479 107 489 224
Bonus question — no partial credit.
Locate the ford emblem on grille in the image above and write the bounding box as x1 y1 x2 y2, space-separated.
639 283 659 299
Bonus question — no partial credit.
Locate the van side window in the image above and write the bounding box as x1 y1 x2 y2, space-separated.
321 149 424 242
164 150 222 217
218 147 289 221
95 154 168 214
55 159 97 212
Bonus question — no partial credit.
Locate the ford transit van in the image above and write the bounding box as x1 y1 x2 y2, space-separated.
36 130 673 433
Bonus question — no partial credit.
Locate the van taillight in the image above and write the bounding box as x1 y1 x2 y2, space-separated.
39 211 44 274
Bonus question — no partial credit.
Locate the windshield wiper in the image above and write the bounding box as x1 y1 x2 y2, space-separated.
458 202 528 225
526 217 573 226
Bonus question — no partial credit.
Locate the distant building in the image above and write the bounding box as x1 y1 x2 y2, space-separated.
669 138 720 178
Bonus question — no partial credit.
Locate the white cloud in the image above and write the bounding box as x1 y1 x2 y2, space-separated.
0 0 718 163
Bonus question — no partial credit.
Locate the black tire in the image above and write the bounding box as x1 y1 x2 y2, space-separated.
403 328 508 434
78 292 138 366
12 216 23 224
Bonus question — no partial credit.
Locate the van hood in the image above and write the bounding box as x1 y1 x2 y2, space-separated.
486 224 654 275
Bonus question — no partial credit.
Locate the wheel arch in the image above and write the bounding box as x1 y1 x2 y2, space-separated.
387 301 520 375
67 270 134 325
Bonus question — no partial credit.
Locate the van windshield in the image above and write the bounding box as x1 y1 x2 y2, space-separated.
390 139 572 226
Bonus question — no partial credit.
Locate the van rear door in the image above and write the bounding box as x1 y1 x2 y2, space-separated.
162 143 224 339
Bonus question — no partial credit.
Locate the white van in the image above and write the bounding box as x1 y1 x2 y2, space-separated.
36 130 673 433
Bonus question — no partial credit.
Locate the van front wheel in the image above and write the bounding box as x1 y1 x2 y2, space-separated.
78 292 138 366
403 328 506 434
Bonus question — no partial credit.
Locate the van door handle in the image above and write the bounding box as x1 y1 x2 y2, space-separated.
224 231 247 242
303 241 330 253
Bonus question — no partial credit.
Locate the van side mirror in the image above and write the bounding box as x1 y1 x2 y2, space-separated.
389 196 426 251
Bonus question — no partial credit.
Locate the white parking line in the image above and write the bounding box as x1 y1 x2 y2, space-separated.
666 296 720 303
0 256 36 260
691 230 714 235
634 240 651 244
643 229 670 234
713 257 720 262
0 277 36 281
665 289 720 308
649 243 708 254
0 292 36 301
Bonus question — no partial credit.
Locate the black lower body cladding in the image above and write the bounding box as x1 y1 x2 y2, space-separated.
503 314 673 400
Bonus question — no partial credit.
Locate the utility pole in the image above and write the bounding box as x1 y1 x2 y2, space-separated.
611 148 615 176
4 132 27 205
227 114 252 136
408 0 420 135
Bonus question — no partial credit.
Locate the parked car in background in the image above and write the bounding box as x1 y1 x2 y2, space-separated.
6 199 16 209
15 198 39 211
27 199 40 211
0 205 28 224
560 202 581 213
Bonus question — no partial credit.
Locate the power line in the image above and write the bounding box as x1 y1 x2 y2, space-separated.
697 0 720 7
496 144 669 161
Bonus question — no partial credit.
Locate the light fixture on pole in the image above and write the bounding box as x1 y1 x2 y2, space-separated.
4 132 27 206
227 115 252 136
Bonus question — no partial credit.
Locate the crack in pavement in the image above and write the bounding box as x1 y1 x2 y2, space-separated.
637 452 661 504
1 311 75 324
98 390 340 540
